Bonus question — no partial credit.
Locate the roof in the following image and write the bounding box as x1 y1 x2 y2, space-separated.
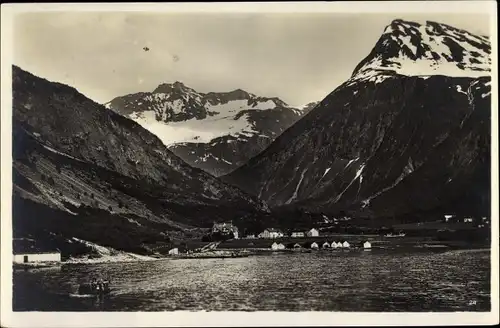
13 239 60 254
213 222 239 231
265 228 282 233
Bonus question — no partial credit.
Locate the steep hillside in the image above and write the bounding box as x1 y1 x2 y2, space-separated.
12 66 266 254
106 84 307 176
223 19 491 220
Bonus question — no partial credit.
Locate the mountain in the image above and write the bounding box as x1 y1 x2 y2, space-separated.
223 19 491 221
105 84 307 176
12 66 267 255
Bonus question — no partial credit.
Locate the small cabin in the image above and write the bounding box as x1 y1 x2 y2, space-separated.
168 248 179 255
293 243 302 249
310 242 319 249
322 242 330 249
271 242 279 250
291 231 305 238
331 241 339 248
342 241 350 248
277 243 285 250
12 238 61 263
307 228 319 237
13 239 61 264
13 252 61 264
363 241 372 249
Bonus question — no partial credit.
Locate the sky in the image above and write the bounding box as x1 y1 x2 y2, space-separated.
13 12 491 108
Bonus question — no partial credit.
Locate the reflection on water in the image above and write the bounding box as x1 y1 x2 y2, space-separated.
13 249 490 312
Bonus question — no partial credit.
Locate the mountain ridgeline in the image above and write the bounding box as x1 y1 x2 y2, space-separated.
105 83 310 176
223 19 491 221
12 66 267 254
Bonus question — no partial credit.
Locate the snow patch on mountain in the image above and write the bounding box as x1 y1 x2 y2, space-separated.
351 19 491 84
129 109 259 145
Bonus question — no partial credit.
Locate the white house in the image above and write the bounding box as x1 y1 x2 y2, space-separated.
13 252 61 264
168 248 179 255
291 231 305 238
322 242 330 249
259 228 284 239
331 241 339 248
363 241 372 249
306 228 319 237
342 241 350 248
271 242 280 250
277 243 286 250
13 239 61 264
293 243 302 249
310 242 319 249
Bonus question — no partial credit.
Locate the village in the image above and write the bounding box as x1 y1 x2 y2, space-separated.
12 213 491 266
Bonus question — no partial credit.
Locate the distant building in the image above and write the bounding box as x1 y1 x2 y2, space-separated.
363 241 372 249
168 248 179 255
244 234 256 239
271 242 285 250
13 239 61 264
306 228 319 237
331 241 339 248
293 243 302 249
342 241 350 248
464 217 473 223
444 214 455 222
259 228 283 239
291 231 305 238
310 242 319 249
307 228 319 237
322 242 330 249
212 221 239 239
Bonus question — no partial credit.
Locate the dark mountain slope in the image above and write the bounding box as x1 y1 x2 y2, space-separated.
12 66 266 254
223 19 491 220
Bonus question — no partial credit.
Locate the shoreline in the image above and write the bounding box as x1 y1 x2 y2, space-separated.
13 244 491 268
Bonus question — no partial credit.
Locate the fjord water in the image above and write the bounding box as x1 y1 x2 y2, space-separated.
13 249 490 312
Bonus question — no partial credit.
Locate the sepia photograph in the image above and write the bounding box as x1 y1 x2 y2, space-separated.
1 1 498 327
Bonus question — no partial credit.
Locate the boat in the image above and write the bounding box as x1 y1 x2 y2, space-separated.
78 278 110 296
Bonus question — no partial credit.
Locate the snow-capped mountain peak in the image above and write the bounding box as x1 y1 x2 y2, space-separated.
106 83 310 176
350 19 491 84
